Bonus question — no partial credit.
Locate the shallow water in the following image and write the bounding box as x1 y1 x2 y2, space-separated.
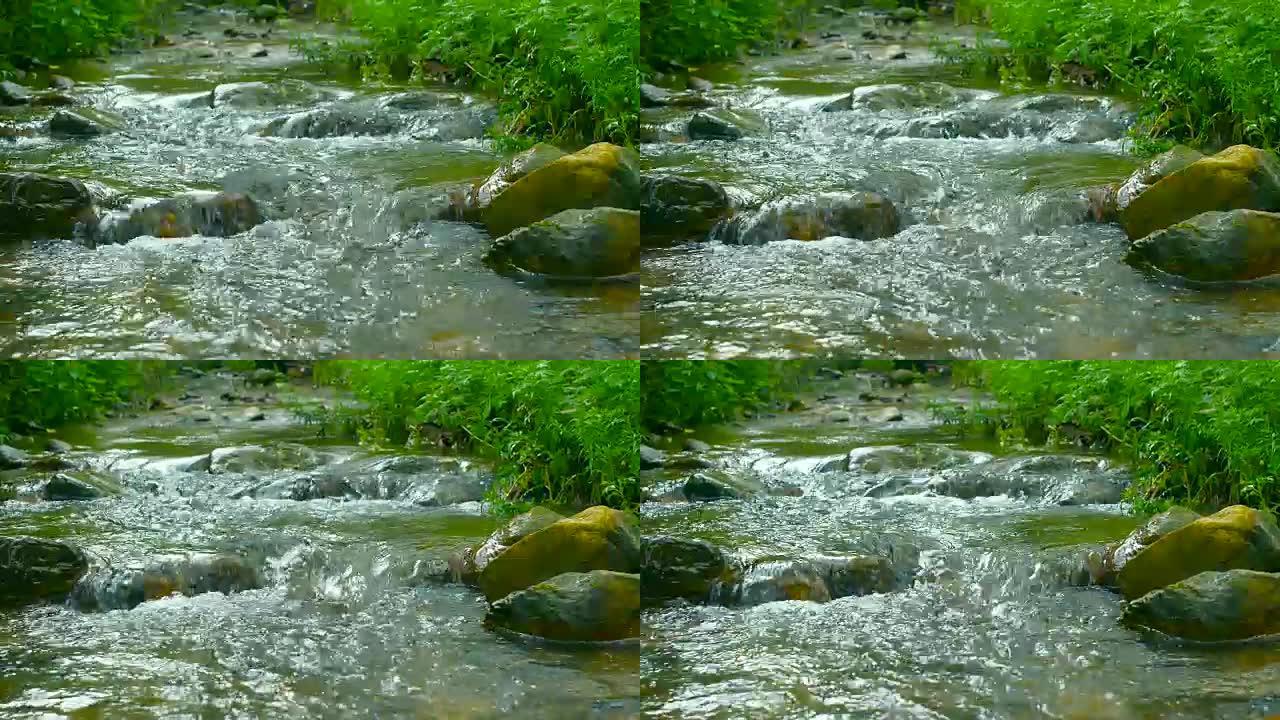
0 375 637 718
0 10 637 359
641 375 1280 719
640 15 1280 359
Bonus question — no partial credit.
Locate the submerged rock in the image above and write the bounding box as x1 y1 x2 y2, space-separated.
477 506 640 603
1121 569 1280 642
208 443 324 475
1120 145 1280 242
641 535 735 605
484 206 639 278
261 106 399 138
486 569 639 642
0 172 97 241
483 142 641 238
734 554 901 606
641 175 733 245
1126 209 1280 282
71 552 263 611
0 536 89 605
94 192 263 244
713 192 900 245
49 108 126 137
1117 505 1280 601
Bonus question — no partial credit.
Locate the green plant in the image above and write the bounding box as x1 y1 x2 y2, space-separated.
308 0 638 145
316 361 640 511
642 360 799 429
0 361 174 440
0 0 173 73
949 361 1280 511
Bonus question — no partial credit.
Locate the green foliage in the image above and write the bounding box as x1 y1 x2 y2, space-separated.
316 361 640 511
309 0 638 145
641 0 790 66
0 0 170 71
951 361 1280 511
954 0 1280 149
0 361 173 439
642 360 798 429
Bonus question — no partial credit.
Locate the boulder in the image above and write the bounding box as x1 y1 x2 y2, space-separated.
0 172 97 240
1121 569 1280 641
94 192 262 244
260 107 399 138
687 111 743 141
463 506 566 583
1112 145 1205 217
713 192 900 245
467 144 566 217
485 570 639 642
735 555 899 606
682 470 765 501
0 80 32 105
477 506 640 602
71 552 262 611
1117 505 1280 600
208 443 323 474
49 108 126 137
35 473 106 501
484 207 639 278
0 536 89 605
1100 506 1200 586
1120 145 1280 241
641 535 734 605
641 175 733 245
1125 209 1280 282
483 143 641 238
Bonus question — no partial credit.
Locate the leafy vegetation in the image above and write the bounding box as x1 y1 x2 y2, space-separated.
947 361 1280 512
641 360 797 430
0 361 173 441
641 0 791 67
314 361 639 511
301 0 638 145
0 0 170 74
945 0 1280 150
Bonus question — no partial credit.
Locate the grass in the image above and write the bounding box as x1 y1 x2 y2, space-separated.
943 0 1280 152
0 0 172 75
0 361 173 441
945 361 1280 513
313 361 640 512
298 0 638 146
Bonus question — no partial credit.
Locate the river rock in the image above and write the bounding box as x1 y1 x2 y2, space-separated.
1126 209 1280 282
640 83 670 108
230 472 355 501
210 80 329 109
0 444 31 469
72 552 262 611
1096 506 1201 587
1121 569 1280 641
0 536 89 605
682 470 765 501
35 473 106 501
466 143 566 218
50 75 75 91
641 175 733 245
483 142 641 238
208 442 324 475
94 191 263 244
261 106 398 138
641 535 735 605
484 206 638 278
465 506 566 582
1117 505 1280 601
46 438 72 454
477 506 640 602
713 192 901 245
1112 145 1205 217
687 110 753 141
639 445 666 469
735 554 899 606
0 80 32 105
1120 145 1280 241
49 108 126 137
485 569 640 642
33 92 78 107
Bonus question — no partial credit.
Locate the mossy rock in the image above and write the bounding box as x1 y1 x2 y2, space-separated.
477 506 640 603
456 506 565 584
483 143 640 238
1117 505 1280 600
96 192 262 244
1121 569 1280 642
0 536 89 606
485 570 639 642
1126 209 1280 282
0 172 96 241
641 174 733 246
1120 145 1280 241
1100 506 1200 586
714 192 901 245
468 143 566 217
484 206 638 278
641 535 736 606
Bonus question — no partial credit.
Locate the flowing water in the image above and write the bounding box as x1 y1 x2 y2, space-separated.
641 373 1280 719
0 9 637 359
640 15 1280 359
0 373 637 718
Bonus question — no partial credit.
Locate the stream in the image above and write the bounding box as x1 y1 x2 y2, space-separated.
0 370 637 718
0 7 637 359
641 372 1280 719
640 13 1280 359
